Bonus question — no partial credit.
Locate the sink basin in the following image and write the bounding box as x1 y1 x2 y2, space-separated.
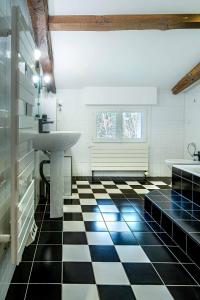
33 131 81 152
33 131 81 219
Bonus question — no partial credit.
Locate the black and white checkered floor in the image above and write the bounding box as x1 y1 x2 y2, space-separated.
6 177 200 300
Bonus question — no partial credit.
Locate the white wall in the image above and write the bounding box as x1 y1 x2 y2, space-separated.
44 88 185 177
184 84 200 158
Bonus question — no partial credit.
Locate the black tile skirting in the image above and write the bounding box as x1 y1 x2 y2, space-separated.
144 189 200 267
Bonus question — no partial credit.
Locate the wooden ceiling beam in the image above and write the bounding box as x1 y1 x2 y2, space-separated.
48 14 200 31
172 63 200 94
27 0 56 93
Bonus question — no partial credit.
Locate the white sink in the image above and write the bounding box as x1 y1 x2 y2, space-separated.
33 131 81 219
33 131 81 152
165 159 200 171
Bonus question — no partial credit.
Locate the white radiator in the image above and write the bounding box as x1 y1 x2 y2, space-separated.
90 143 148 175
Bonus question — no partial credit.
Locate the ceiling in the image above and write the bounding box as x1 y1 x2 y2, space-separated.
48 0 200 90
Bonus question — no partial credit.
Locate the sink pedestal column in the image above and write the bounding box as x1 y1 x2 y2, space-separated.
50 151 64 218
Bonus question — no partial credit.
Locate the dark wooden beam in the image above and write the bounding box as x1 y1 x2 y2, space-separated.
172 63 200 94
49 14 200 31
27 0 56 93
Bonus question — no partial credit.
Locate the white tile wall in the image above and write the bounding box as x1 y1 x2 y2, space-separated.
43 88 185 177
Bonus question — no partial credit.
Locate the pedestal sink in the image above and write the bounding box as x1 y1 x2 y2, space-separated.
33 131 81 218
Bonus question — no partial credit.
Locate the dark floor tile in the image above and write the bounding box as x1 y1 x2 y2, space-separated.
97 199 114 205
21 245 36 262
156 232 176 246
113 199 131 205
148 221 164 232
11 262 32 283
121 212 143 222
63 232 87 244
98 285 136 300
43 213 63 221
92 189 107 193
183 263 200 285
35 205 46 213
29 262 61 283
89 245 120 262
63 262 95 283
127 221 152 232
6 284 27 300
38 232 62 244
26 284 61 300
79 194 94 199
142 246 178 262
84 221 107 232
64 199 80 205
117 205 136 213
102 213 124 222
34 213 44 221
134 232 163 246
64 213 83 221
153 263 196 285
168 286 200 300
110 232 138 245
109 194 126 199
168 246 192 263
34 245 62 261
123 263 162 285
41 221 62 231
81 205 100 212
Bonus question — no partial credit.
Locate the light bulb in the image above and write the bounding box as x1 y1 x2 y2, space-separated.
34 49 41 61
32 74 40 84
43 74 52 84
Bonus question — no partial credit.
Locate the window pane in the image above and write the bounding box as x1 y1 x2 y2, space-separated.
122 112 142 139
96 112 117 139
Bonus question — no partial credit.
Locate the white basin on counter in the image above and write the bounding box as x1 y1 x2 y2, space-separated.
33 131 81 218
165 159 200 172
174 164 200 177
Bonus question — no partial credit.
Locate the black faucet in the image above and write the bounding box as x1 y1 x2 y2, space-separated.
39 114 54 133
193 151 200 161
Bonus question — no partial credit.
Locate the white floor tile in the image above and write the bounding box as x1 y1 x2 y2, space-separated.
76 181 89 185
80 199 97 205
132 285 174 300
126 181 141 185
63 221 85 232
86 232 113 245
83 213 103 221
78 189 93 194
93 262 129 285
94 193 111 199
106 189 122 194
63 205 82 213
116 185 132 190
101 181 115 185
72 184 77 189
99 205 119 213
115 245 150 262
150 181 167 186
134 189 149 194
62 284 99 300
90 184 104 189
63 245 91 261
66 194 79 199
106 222 130 232
143 185 160 190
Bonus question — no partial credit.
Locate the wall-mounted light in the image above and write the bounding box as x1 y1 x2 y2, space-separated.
34 49 41 61
32 74 40 85
43 74 52 84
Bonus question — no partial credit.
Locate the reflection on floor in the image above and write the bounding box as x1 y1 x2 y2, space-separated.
6 176 200 300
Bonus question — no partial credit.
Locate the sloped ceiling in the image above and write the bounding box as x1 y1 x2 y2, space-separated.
48 0 200 90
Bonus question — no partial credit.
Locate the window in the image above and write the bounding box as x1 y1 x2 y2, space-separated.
95 110 146 142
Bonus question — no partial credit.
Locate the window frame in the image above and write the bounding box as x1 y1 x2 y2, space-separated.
92 107 148 143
